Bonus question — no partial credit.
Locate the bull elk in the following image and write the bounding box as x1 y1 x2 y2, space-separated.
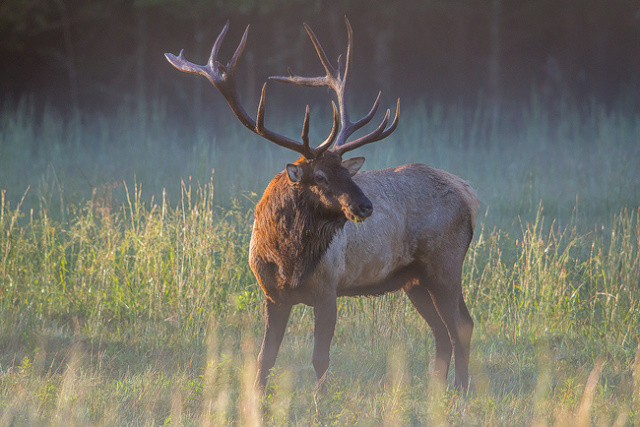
166 18 479 392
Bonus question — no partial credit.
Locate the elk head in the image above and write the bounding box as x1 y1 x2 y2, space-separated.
286 152 372 222
165 17 399 223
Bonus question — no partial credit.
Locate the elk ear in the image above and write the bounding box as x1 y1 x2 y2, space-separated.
286 163 304 182
342 157 365 176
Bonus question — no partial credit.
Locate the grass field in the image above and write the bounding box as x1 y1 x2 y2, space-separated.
1 96 639 425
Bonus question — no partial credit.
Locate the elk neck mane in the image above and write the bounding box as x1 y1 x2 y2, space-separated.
252 170 347 290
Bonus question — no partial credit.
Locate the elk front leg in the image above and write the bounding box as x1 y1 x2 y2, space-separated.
312 297 337 387
255 299 292 392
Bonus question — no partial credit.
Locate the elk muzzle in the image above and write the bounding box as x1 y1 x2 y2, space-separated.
343 195 373 222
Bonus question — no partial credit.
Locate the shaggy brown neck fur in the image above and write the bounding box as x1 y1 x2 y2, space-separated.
252 171 347 289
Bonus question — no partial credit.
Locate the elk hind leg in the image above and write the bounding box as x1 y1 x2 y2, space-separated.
455 296 473 391
404 283 453 387
427 284 473 392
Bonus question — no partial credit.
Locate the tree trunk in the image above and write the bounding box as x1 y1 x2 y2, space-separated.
136 7 147 115
488 0 502 120
53 0 79 111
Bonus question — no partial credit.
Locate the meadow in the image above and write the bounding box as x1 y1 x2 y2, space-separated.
0 95 639 425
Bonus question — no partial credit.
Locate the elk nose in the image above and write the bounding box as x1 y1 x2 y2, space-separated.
355 199 373 219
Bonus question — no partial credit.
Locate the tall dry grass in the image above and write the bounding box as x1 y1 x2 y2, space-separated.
1 96 639 425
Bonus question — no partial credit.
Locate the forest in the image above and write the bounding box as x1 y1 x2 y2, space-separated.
2 0 640 118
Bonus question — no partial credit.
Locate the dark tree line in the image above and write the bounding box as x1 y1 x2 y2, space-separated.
1 0 639 122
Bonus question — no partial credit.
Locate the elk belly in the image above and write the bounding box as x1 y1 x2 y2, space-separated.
312 216 415 297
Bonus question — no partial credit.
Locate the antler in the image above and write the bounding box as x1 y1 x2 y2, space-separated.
165 21 339 159
270 16 400 156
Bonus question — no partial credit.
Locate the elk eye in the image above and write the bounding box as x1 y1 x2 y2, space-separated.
314 174 327 184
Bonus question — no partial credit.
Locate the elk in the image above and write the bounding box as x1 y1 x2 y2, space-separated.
165 18 479 392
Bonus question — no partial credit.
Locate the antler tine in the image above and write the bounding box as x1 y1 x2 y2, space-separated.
304 23 338 80
256 83 267 133
166 22 316 159
315 101 340 153
302 105 311 152
166 49 204 76
335 98 400 155
332 91 381 147
227 24 249 73
210 20 230 69
377 98 401 139
340 109 390 153
342 16 353 88
352 92 381 129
